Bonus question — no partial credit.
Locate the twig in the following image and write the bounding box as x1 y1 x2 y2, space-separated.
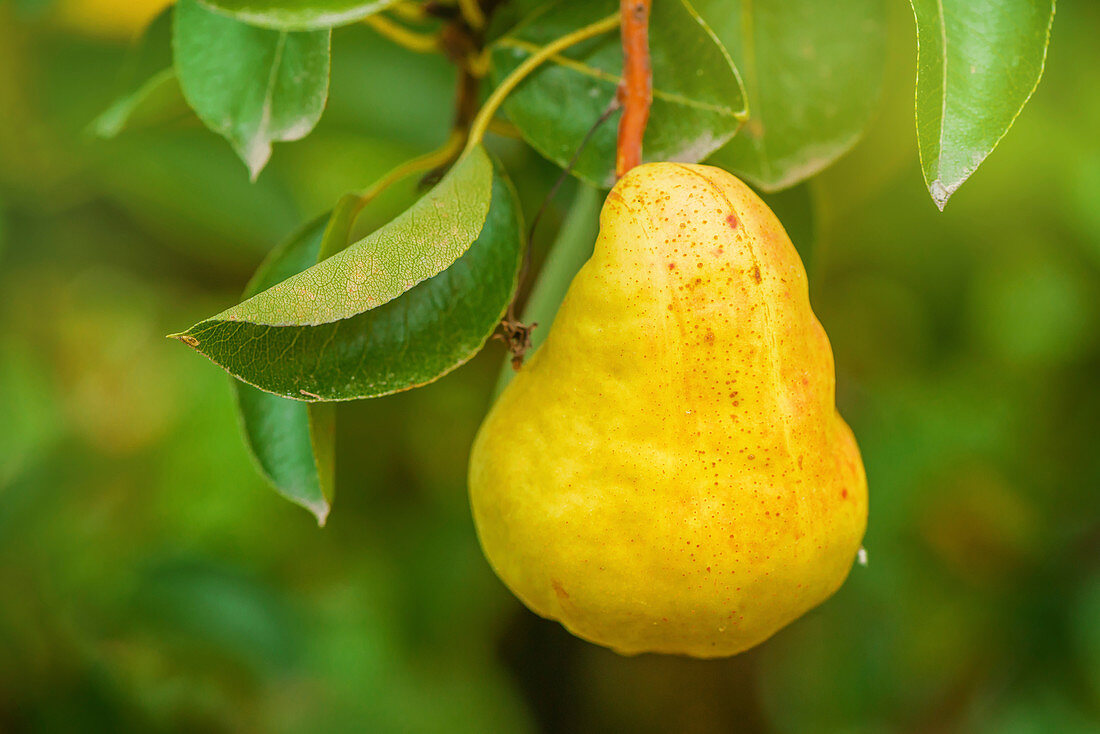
389 1 429 22
522 98 620 284
496 98 620 370
615 0 652 178
453 66 481 132
458 11 621 368
465 47 492 77
457 0 486 30
364 13 440 54
464 13 621 153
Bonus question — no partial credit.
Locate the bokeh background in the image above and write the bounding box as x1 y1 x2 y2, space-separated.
3 0 1100 731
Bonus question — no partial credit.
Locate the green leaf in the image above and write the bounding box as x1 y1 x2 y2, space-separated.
495 182 601 396
237 381 335 523
491 0 746 188
232 213 345 524
230 191 391 523
173 0 331 179
317 192 364 261
209 146 492 327
91 7 191 138
911 0 1055 209
94 70 189 139
199 0 399 30
173 147 523 400
701 0 888 192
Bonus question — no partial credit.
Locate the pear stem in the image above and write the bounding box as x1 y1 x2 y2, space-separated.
615 0 652 178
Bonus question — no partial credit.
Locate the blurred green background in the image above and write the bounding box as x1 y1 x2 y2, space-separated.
2 0 1100 732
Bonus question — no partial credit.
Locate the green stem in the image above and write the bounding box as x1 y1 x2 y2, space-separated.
355 131 464 209
457 0 486 29
464 12 621 153
363 13 440 54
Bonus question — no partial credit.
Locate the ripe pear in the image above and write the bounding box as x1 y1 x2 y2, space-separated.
468 162 866 658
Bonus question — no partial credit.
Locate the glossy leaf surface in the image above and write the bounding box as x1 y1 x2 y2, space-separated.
174 0 331 179
911 0 1055 209
491 0 746 188
702 0 888 191
208 146 492 327
92 7 191 138
232 215 339 524
199 0 398 30
174 150 522 400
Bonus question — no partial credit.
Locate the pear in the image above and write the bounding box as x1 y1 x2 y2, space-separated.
468 162 866 658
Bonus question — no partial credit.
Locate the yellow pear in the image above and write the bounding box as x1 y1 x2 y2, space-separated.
468 162 866 658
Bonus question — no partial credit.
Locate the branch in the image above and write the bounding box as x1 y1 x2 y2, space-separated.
615 0 652 178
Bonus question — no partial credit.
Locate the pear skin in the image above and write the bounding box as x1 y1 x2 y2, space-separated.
468 162 867 658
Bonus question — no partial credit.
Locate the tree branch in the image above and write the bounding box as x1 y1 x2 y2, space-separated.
615 0 652 178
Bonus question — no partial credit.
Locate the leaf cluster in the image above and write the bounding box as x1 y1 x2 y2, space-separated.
94 0 1056 519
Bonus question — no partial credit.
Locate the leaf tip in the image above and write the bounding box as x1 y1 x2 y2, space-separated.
306 498 331 527
167 331 201 348
86 113 118 141
928 179 955 211
240 139 272 182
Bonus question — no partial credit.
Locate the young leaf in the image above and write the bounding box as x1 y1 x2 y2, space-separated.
173 0 331 179
231 206 356 525
700 0 888 192
172 147 524 400
911 0 1055 209
92 7 191 138
198 0 399 31
491 0 746 188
